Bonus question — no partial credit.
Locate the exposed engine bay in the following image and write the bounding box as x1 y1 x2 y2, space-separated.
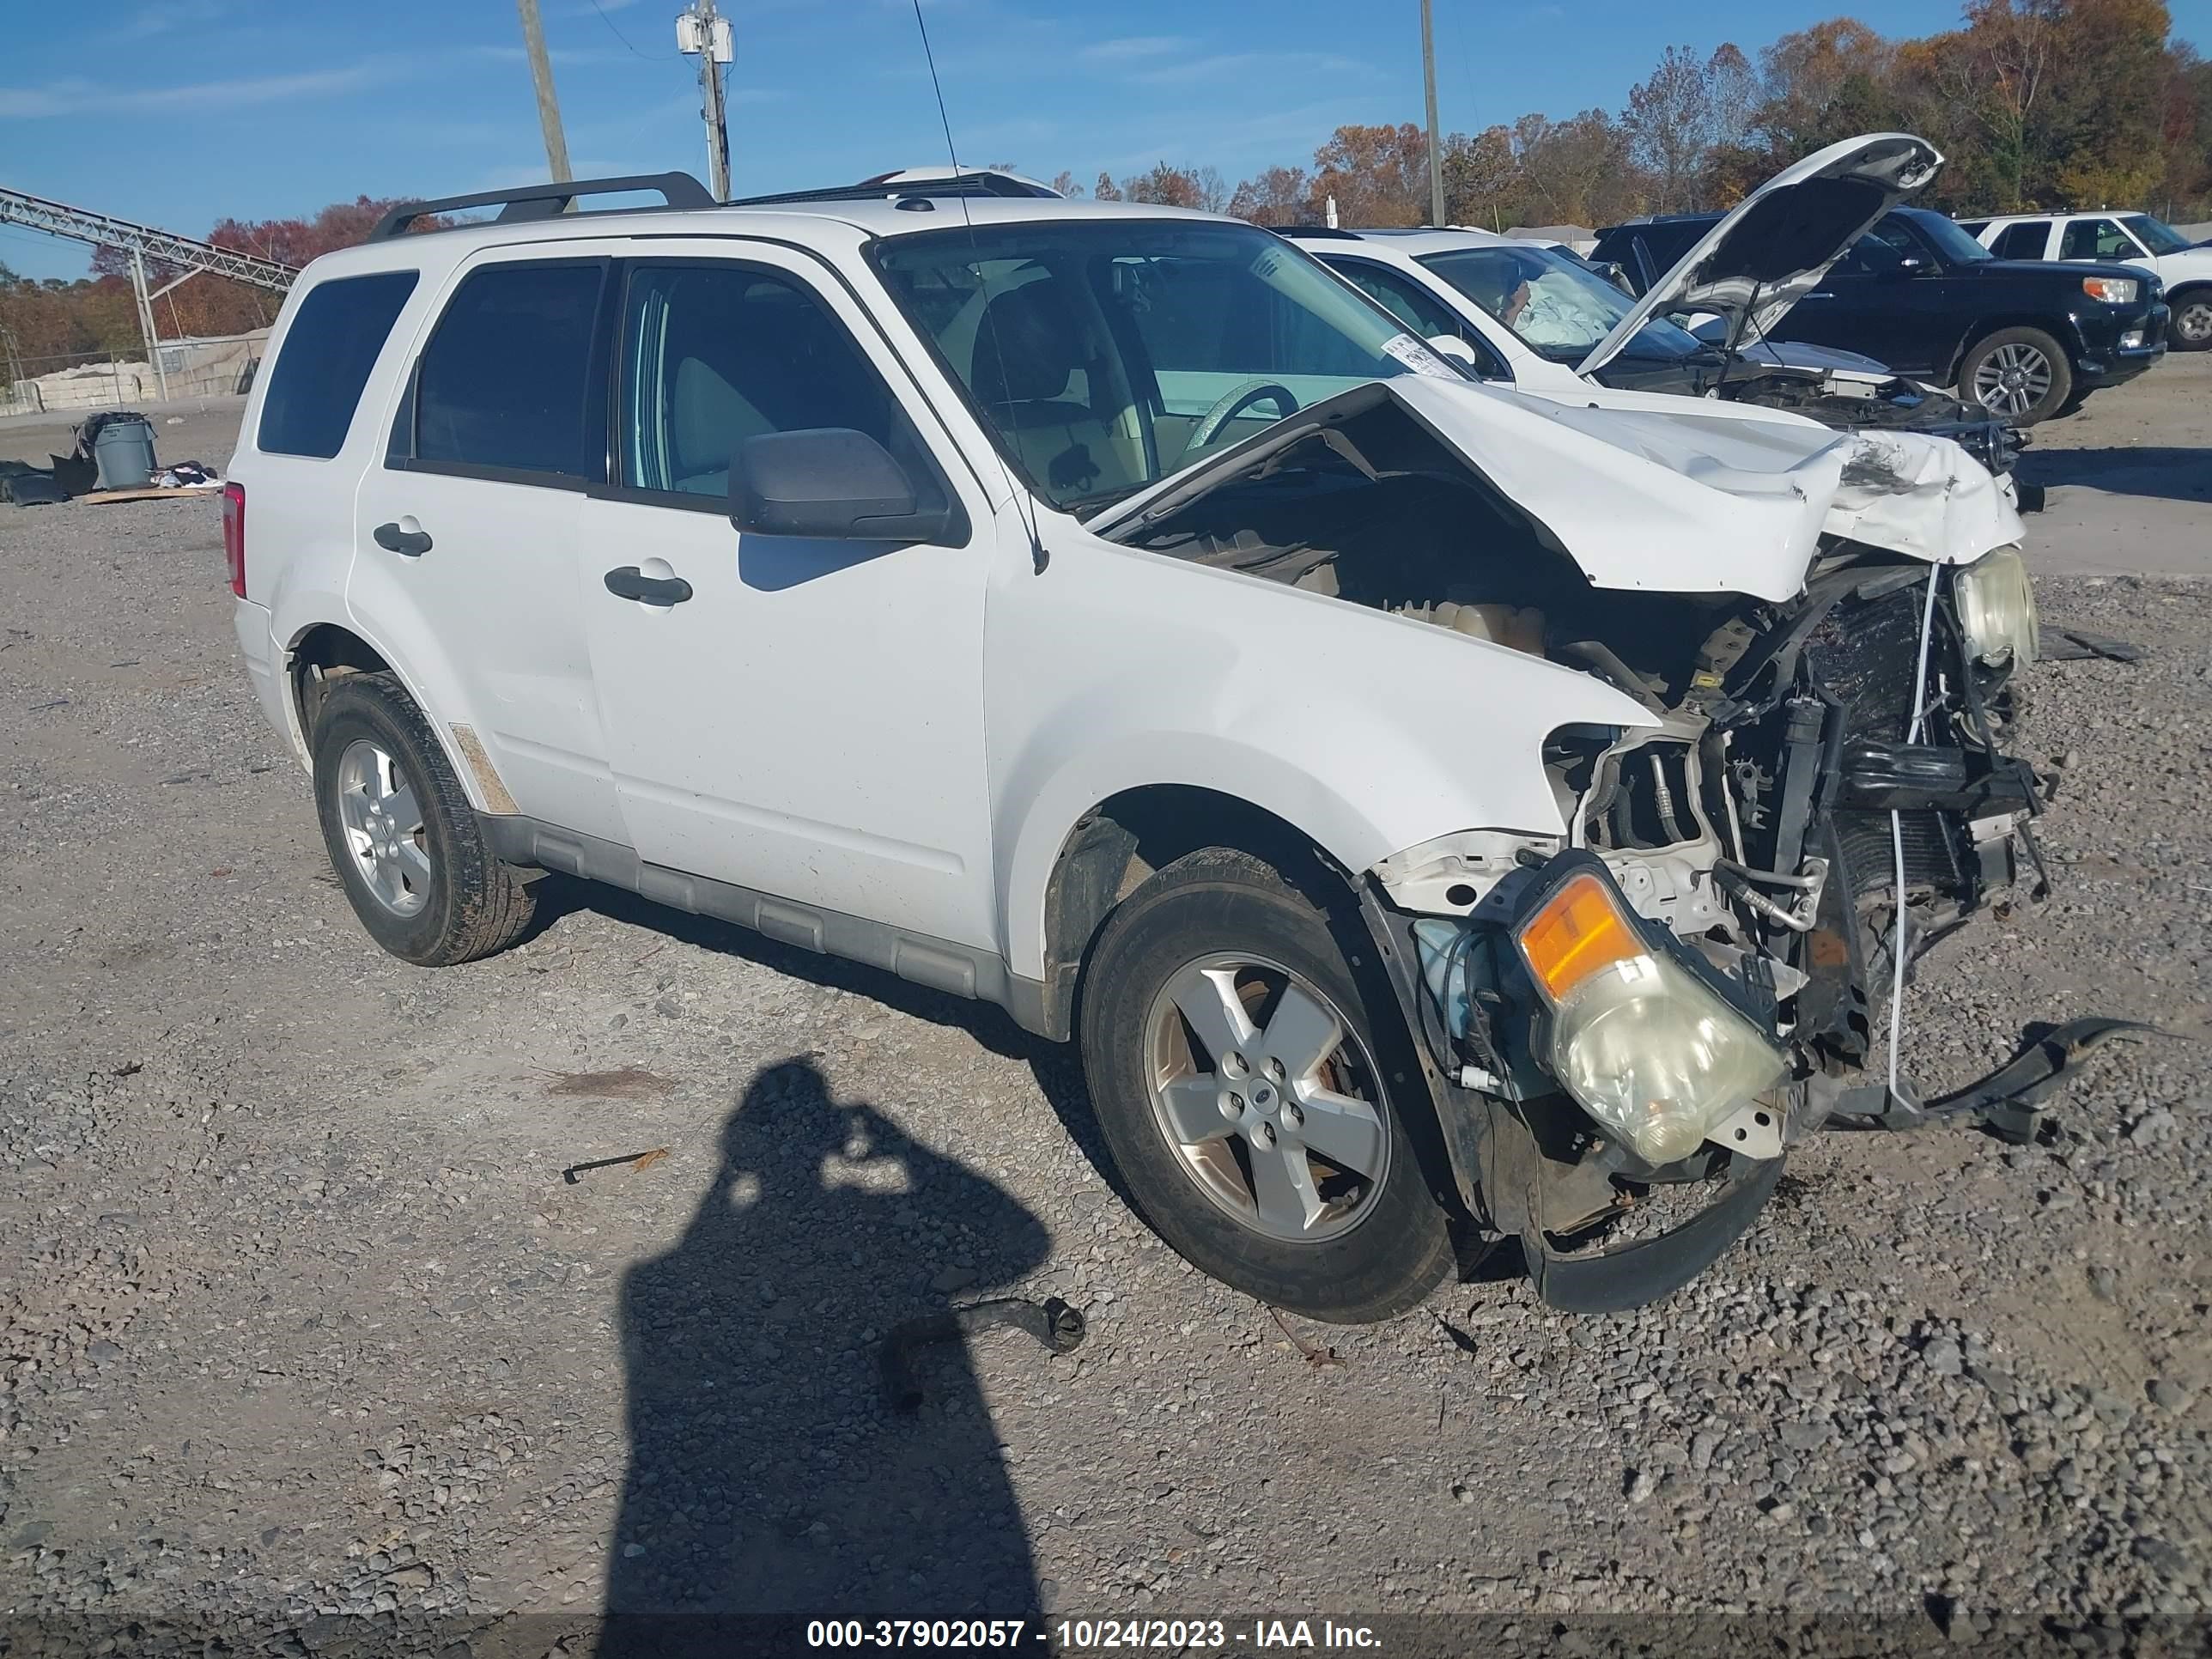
1714 362 2025 481
1112 384 2052 1304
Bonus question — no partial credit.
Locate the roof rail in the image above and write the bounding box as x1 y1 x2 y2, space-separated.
726 171 1062 209
1274 225 1360 239
368 173 716 241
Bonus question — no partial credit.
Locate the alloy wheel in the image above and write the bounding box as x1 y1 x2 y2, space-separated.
1143 952 1391 1244
335 738 432 917
2177 301 2212 346
1971 343 2054 417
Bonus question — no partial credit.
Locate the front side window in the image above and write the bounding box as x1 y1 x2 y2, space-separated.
413 261 604 479
1322 256 1506 378
872 220 1430 514
1990 220 2052 260
258 270 418 459
2060 217 2142 261
618 264 897 498
1906 212 1994 266
1838 218 1928 276
1419 243 1707 367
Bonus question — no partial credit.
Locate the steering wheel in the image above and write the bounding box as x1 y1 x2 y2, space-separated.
1175 380 1301 465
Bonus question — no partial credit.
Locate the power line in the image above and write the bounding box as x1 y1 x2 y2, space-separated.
586 0 658 60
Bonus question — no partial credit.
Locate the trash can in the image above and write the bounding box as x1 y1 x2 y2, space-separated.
92 416 157 489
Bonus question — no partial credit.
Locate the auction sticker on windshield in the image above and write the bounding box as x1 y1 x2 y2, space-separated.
1379 331 1460 379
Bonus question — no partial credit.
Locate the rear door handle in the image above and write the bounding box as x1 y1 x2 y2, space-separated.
604 566 694 605
373 521 433 556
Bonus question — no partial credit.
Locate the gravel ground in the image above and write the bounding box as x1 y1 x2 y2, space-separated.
0 393 2207 1657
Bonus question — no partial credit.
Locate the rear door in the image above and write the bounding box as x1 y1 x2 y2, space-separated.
574 245 1000 951
1989 220 2055 260
351 250 626 844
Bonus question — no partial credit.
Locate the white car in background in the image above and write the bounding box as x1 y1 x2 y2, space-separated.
1960 210 2212 349
1282 220 2027 481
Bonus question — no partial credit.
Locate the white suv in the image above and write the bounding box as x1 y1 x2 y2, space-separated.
229 155 2054 1323
1961 210 2212 349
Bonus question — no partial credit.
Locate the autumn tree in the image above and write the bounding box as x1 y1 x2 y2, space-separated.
1227 166 1315 224
1440 126 1519 227
1311 123 1432 225
1625 43 1759 211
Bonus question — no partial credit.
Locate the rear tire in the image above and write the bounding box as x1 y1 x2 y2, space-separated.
1076 848 1454 1324
2169 289 2212 351
1958 326 2073 425
311 672 536 966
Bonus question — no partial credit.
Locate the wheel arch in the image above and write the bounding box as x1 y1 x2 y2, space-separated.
2165 282 2212 343
1942 313 2078 386
282 617 501 814
1023 783 1367 1044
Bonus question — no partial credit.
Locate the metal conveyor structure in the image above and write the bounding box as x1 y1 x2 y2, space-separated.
1 185 298 399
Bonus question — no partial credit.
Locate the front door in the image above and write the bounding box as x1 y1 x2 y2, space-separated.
576 246 1000 951
350 251 627 844
1774 218 1951 376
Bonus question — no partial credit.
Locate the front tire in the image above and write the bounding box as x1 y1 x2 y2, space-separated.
2169 289 2212 351
1959 326 2074 424
1077 848 1454 1323
311 672 536 966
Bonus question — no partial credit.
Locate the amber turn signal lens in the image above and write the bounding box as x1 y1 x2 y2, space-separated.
1516 871 1645 1003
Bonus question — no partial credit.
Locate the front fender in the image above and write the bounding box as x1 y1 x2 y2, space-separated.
988 543 1653 980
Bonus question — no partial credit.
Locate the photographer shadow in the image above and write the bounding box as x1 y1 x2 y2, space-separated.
600 1058 1052 1654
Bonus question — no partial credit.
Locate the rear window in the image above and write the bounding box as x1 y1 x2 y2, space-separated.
256 270 418 459
1990 220 2051 260
411 261 605 480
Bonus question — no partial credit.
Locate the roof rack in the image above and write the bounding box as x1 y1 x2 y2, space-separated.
368 173 717 241
1274 225 1360 239
726 171 1062 209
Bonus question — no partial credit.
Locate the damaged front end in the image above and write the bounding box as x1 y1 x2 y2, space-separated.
1364 547 2055 1310
1090 370 2096 1310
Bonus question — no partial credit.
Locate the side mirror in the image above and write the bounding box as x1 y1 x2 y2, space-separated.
1425 333 1480 368
729 428 961 544
1600 260 1635 295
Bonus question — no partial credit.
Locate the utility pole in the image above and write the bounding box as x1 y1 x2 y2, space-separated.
677 0 734 201
1420 0 1445 228
515 0 573 183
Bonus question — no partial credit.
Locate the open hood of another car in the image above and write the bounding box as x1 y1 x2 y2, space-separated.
1090 373 2020 604
1575 132 1944 381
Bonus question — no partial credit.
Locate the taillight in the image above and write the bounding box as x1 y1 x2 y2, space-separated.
222 482 246 598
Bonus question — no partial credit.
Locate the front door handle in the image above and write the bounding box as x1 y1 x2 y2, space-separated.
373 521 433 556
604 565 694 605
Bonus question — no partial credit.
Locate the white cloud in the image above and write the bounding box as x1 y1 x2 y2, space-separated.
1080 35 1191 63
1 66 376 118
1126 50 1377 88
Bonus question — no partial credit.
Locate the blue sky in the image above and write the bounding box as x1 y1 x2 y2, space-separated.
5 0 2208 281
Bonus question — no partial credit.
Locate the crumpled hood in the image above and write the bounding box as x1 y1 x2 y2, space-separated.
1094 372 2021 604
1577 133 1944 380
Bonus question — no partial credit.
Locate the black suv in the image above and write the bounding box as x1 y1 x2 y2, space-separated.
1594 205 2168 423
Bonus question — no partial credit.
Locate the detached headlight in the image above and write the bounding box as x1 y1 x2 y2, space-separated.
2081 275 2139 304
1954 546 2039 669
1513 867 1787 1165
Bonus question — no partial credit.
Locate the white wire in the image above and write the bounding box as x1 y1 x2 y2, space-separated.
1886 567 1942 1098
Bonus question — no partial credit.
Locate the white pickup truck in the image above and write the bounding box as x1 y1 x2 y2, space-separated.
228 143 2054 1322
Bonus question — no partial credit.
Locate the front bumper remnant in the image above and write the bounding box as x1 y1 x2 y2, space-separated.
1814 1017 2162 1145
